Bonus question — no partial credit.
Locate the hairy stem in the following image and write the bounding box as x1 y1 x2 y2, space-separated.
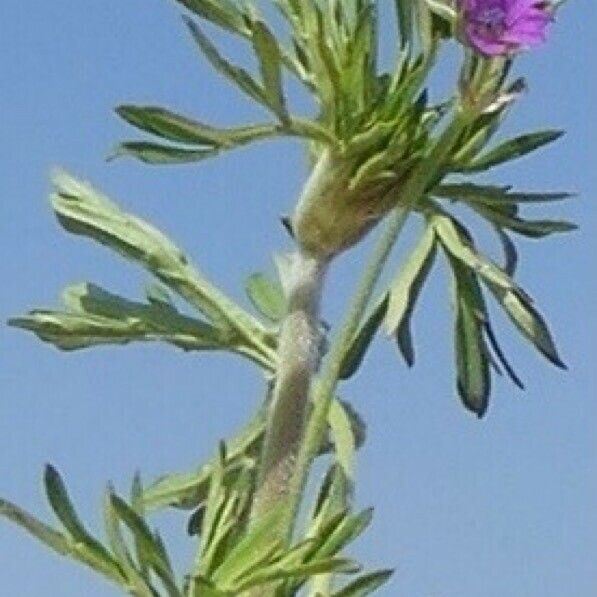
281 109 474 539
250 250 328 536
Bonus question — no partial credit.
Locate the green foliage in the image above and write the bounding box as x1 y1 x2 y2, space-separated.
3 1 575 595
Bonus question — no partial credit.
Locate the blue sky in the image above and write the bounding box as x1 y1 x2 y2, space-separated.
1 1 595 596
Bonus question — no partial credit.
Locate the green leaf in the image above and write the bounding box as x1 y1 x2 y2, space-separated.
1 496 127 587
251 20 289 121
384 225 437 366
448 259 491 417
486 284 566 369
245 272 286 321
309 468 349 533
174 0 250 36
47 170 275 365
234 557 361 591
457 130 564 173
184 17 269 107
1 498 70 556
109 494 176 583
339 295 388 380
43 466 125 583
116 105 281 149
110 142 218 164
9 282 225 352
102 488 155 597
470 204 577 239
313 508 374 561
211 505 284 585
432 211 514 291
189 576 232 597
433 183 573 205
44 466 102 549
395 0 415 49
332 569 395 597
328 399 357 482
142 409 266 512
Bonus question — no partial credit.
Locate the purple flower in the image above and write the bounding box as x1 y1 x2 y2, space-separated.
458 0 552 56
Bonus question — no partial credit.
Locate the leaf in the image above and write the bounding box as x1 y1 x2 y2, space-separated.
310 467 346 529
234 558 361 591
109 495 171 574
189 576 232 597
384 225 437 366
332 569 395 597
110 142 218 164
102 488 155 597
142 410 266 512
486 284 566 369
457 130 564 173
211 505 284 585
432 211 514 292
245 272 286 321
395 0 415 49
312 508 374 561
174 0 250 36
1 498 70 556
328 399 356 482
47 170 272 351
1 497 126 587
9 282 225 352
494 227 518 276
482 319 525 389
470 204 577 239
43 466 125 582
434 183 573 205
44 466 103 550
448 259 491 417
184 17 269 107
339 295 388 380
116 105 281 149
251 20 289 121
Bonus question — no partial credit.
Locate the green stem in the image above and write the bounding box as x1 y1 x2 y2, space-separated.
281 108 474 539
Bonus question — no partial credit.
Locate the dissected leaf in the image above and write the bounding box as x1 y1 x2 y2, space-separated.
102 488 155 597
109 493 178 593
313 508 374 561
486 284 566 369
384 225 437 366
1 498 70 556
332 569 395 597
433 183 573 205
328 399 357 482
175 0 250 36
2 496 126 587
43 466 125 583
448 259 491 417
457 130 564 172
9 282 225 352
432 210 513 291
233 557 361 591
245 272 286 321
339 295 388 380
251 20 289 120
210 505 284 585
185 17 269 107
46 170 275 368
110 142 218 164
116 106 281 149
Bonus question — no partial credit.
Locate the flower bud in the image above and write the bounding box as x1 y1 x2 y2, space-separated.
291 149 401 259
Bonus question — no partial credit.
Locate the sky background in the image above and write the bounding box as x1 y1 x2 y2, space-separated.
1 1 595 596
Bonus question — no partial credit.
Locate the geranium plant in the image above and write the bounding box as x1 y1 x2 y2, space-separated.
1 1 574 595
